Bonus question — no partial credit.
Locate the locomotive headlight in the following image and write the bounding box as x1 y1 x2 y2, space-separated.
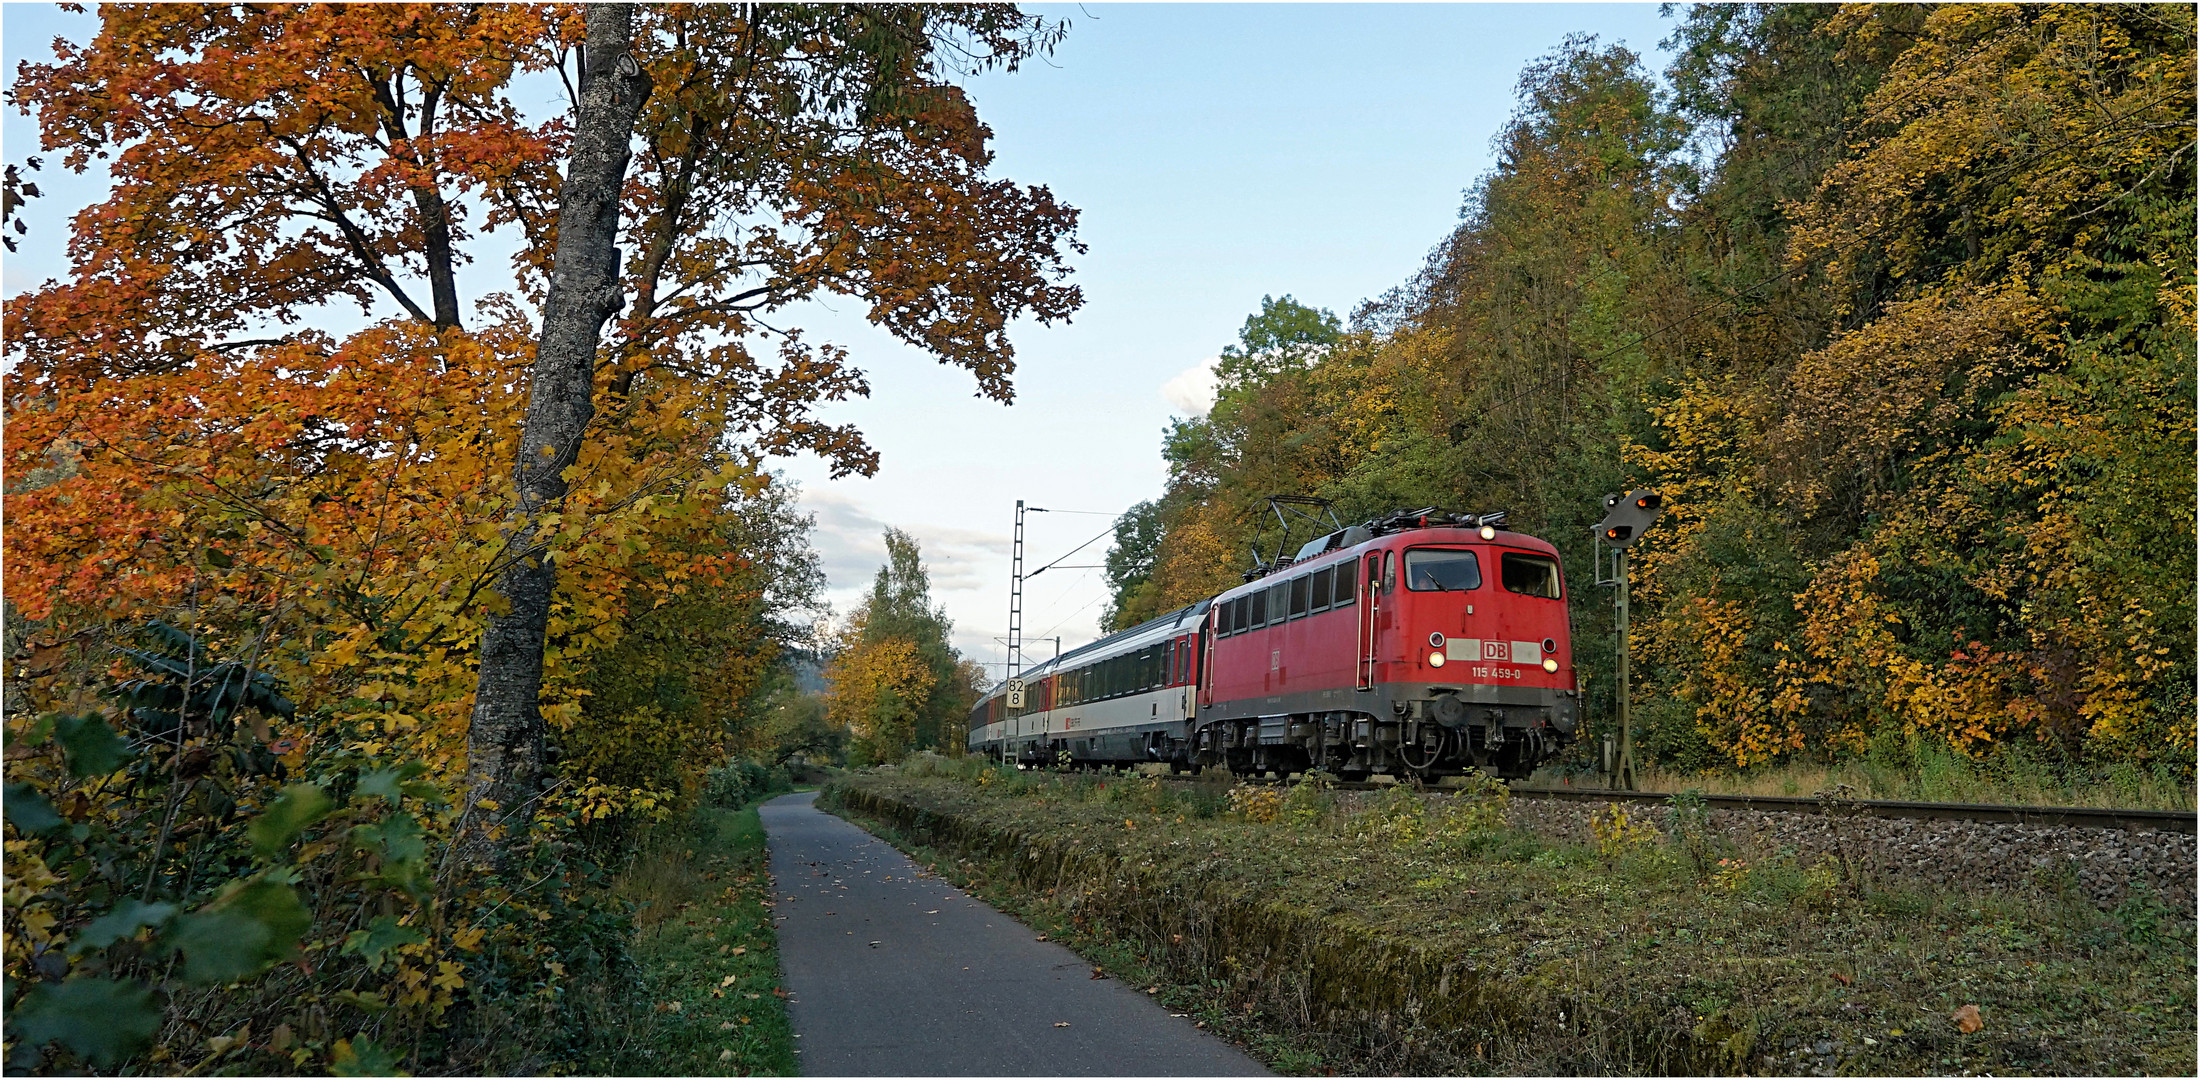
1542 658 1560 673
1428 650 1447 667
1479 525 1497 540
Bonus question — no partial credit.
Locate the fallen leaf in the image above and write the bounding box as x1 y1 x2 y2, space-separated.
1951 1004 1982 1034
1830 972 1853 986
1145 987 1159 995
721 975 737 988
719 1049 734 1061
1035 934 1048 941
732 946 746 956
1053 1022 1071 1028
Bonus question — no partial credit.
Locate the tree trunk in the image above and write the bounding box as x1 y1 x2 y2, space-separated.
457 3 651 871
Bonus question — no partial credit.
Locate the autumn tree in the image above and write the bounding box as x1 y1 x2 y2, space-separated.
1109 9 2196 778
824 529 973 764
1106 295 1348 628
2 3 1080 1068
7 2 1081 860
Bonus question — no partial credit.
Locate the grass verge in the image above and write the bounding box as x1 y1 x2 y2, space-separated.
591 801 796 1076
827 758 2195 1077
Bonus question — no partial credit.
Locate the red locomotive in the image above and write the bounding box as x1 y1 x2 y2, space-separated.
969 509 1581 780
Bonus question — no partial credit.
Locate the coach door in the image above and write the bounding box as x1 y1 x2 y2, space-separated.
1357 552 1383 689
1200 605 1223 709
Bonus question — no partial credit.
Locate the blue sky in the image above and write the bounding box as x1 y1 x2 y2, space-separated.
2 2 1685 671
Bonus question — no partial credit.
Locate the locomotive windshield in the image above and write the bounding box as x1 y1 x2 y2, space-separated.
1500 552 1563 598
1403 548 1482 591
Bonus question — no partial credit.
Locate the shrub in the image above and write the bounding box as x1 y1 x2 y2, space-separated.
1227 784 1284 824
1590 803 1663 858
702 760 791 809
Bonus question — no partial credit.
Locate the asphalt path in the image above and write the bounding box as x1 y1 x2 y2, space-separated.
761 790 1269 1077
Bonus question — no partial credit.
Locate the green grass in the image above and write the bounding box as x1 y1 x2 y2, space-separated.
829 765 2196 1076
595 803 796 1076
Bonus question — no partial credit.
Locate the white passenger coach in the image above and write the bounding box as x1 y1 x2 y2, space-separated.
968 599 1212 767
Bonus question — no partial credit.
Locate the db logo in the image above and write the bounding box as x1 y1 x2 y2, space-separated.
1482 640 1508 661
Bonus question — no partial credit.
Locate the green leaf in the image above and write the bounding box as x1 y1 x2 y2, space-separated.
205 548 233 568
350 812 430 899
9 977 163 1068
330 1035 406 1076
71 900 178 955
51 713 131 778
167 877 311 985
340 915 426 970
4 782 65 834
247 783 333 858
350 811 427 864
356 763 426 805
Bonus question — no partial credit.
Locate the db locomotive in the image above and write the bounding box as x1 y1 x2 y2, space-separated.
967 510 1581 779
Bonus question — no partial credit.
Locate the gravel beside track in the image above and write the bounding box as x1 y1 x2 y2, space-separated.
1500 795 2197 914
1149 772 2196 912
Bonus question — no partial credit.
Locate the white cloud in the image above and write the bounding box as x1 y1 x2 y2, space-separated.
798 488 1012 612
1160 357 1220 416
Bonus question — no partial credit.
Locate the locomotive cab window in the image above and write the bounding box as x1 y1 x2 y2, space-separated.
1404 548 1483 591
1500 552 1563 598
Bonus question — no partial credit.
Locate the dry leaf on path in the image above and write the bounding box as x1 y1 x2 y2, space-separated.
1951 1004 1983 1034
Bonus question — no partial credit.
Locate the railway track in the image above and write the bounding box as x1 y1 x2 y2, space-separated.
1141 771 2195 834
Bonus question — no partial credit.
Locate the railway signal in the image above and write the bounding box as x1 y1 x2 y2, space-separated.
1595 488 1664 549
1593 488 1665 791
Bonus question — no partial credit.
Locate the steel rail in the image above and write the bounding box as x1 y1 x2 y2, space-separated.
1140 771 2195 834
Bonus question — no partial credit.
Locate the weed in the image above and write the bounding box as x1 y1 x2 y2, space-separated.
1228 784 1284 824
1281 770 1335 829
1590 803 1662 857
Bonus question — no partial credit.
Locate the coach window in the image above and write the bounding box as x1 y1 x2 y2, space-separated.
1500 552 1563 599
1288 575 1310 619
1267 582 1290 625
1308 566 1332 611
1405 548 1483 591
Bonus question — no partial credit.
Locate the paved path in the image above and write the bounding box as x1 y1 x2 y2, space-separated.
761 790 1269 1077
